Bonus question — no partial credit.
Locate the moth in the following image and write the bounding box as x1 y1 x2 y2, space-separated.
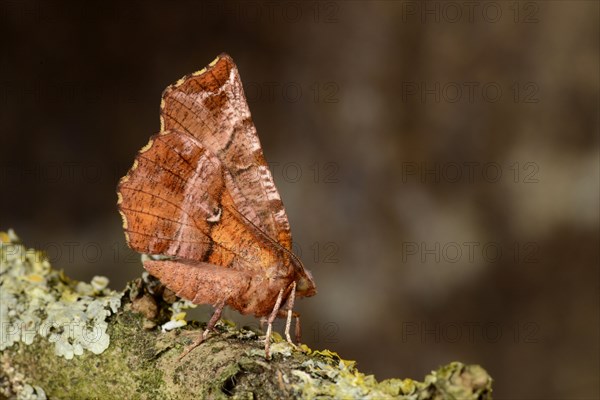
117 54 316 359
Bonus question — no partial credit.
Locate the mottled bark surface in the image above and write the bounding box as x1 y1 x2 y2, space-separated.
0 234 493 399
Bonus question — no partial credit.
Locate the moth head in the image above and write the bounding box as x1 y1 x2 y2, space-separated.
292 258 317 298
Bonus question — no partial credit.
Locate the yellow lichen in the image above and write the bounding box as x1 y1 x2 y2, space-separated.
60 290 79 303
159 294 196 332
23 274 45 284
172 312 186 321
0 232 9 243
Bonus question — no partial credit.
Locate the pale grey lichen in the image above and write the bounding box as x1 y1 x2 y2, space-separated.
159 301 194 332
0 230 122 359
160 318 186 332
16 384 46 400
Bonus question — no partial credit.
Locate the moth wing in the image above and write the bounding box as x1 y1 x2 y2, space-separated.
117 129 261 268
160 53 293 250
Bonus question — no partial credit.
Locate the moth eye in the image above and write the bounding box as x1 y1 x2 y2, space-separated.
206 207 222 223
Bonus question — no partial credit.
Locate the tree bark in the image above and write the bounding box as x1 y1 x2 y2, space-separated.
0 232 493 399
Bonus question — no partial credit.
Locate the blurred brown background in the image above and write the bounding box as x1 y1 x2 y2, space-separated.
1 1 598 398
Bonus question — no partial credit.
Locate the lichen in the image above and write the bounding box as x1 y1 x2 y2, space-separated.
2 231 493 399
0 230 122 359
159 288 196 333
287 346 492 400
16 384 46 400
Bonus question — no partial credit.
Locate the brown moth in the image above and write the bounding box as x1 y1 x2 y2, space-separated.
117 53 316 360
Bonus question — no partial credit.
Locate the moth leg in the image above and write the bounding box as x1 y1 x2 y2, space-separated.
178 300 225 361
264 288 284 360
294 312 301 344
274 282 300 344
277 309 301 344
283 282 296 344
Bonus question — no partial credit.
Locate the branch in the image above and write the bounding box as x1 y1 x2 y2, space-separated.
0 231 493 399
